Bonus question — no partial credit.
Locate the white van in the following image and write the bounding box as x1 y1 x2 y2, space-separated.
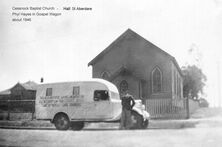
35 79 121 130
35 79 150 130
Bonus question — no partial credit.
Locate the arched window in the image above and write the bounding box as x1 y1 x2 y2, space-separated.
120 80 128 93
101 71 109 80
152 67 162 93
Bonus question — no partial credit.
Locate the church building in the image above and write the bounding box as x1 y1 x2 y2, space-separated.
88 29 183 102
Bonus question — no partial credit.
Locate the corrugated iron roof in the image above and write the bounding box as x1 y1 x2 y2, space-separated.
0 81 38 95
21 81 37 90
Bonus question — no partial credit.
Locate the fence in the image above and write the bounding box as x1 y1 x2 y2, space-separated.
146 98 189 119
189 99 199 114
0 99 35 120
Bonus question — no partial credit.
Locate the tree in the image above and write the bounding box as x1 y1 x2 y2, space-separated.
182 65 207 99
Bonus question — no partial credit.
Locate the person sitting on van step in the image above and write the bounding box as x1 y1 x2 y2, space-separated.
120 93 135 130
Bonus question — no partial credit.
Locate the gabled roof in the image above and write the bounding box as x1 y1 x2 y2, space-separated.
88 29 133 67
21 81 37 90
0 81 38 95
12 81 37 90
88 28 183 77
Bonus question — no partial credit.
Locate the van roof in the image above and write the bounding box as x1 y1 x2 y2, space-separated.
37 78 119 93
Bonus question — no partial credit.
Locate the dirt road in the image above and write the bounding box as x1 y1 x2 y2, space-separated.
1 108 222 147
0 126 222 147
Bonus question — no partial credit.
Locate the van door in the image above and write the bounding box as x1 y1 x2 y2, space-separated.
85 90 113 120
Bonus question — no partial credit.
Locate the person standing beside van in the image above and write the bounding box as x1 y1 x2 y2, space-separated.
120 93 135 129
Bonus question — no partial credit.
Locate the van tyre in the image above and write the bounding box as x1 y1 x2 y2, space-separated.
70 122 84 130
130 111 143 129
142 119 149 129
54 114 70 130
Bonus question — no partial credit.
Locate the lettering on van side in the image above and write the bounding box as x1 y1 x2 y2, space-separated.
39 95 84 107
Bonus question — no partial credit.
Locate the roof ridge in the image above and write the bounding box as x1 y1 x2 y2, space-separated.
87 28 183 76
88 29 134 66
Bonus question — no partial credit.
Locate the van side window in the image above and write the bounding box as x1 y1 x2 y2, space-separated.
94 90 109 101
46 88 52 96
73 86 80 96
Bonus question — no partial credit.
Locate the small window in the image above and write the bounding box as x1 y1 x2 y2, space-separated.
94 90 109 101
73 86 80 96
46 88 52 96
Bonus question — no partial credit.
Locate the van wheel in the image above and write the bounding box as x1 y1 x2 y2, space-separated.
142 119 149 129
130 111 143 129
54 114 70 130
70 122 84 130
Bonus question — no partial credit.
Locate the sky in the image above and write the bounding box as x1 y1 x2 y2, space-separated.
0 0 222 106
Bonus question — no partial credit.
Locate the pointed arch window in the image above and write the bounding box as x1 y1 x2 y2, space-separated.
120 80 128 93
101 71 110 80
152 67 162 93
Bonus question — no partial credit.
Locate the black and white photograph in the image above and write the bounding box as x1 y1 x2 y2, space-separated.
0 0 222 146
